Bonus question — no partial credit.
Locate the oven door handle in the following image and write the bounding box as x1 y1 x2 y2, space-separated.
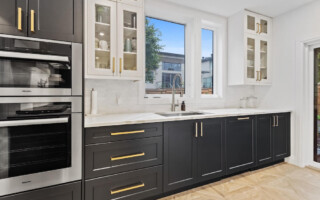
0 51 69 63
0 117 69 127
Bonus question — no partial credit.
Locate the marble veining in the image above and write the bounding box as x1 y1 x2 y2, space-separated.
159 163 320 200
85 108 292 127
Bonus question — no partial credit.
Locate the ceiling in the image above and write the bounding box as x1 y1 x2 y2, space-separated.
164 0 315 17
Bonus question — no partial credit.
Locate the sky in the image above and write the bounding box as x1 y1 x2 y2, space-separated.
147 17 213 58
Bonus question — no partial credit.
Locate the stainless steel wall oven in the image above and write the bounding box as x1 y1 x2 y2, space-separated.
0 97 82 196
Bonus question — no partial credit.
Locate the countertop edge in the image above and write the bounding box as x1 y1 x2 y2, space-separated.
84 109 292 128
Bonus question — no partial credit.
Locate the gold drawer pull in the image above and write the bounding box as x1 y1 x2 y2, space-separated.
111 130 145 136
18 7 22 31
238 117 250 120
111 152 145 161
30 10 35 32
110 182 145 195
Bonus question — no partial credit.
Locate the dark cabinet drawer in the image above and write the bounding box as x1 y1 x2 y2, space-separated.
0 181 81 200
85 123 163 144
85 166 163 200
85 137 163 179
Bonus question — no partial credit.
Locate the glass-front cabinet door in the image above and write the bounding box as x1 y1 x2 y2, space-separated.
87 0 117 76
245 35 257 83
117 3 143 78
245 13 271 38
246 14 259 35
259 39 270 83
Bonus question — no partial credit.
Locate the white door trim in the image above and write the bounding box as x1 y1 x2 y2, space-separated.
295 36 320 168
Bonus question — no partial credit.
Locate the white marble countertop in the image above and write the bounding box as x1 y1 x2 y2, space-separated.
85 108 292 128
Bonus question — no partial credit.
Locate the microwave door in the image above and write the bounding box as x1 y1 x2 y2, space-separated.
0 56 72 96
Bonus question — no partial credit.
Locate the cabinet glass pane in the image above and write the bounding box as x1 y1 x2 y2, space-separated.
95 5 111 69
260 19 268 34
123 10 137 71
260 40 268 80
247 38 255 79
247 15 255 31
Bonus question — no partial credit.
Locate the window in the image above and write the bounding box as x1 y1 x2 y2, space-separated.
201 29 214 95
145 17 185 95
162 62 182 71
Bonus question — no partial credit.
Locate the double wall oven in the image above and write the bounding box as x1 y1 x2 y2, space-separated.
0 35 82 196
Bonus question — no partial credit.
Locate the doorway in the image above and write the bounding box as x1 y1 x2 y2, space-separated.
314 48 320 162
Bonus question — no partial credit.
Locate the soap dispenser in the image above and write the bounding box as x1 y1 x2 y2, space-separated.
181 101 186 111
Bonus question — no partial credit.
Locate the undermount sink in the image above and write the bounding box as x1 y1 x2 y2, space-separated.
156 112 207 117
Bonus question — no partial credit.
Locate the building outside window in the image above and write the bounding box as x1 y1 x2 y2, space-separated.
145 17 185 95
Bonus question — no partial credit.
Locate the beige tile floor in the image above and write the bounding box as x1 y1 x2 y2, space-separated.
159 163 320 200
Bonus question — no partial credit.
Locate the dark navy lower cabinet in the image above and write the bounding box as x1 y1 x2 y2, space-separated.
0 182 81 200
197 118 226 182
226 116 256 175
163 120 198 192
163 118 226 192
256 115 273 165
273 113 291 161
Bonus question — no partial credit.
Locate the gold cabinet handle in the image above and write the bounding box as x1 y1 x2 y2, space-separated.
273 116 276 127
18 7 22 31
111 152 145 161
259 71 262 81
256 23 260 33
112 57 115 74
256 71 260 81
110 130 145 136
195 122 198 138
119 58 122 74
276 115 279 127
30 10 35 32
238 117 250 120
200 122 203 137
110 182 145 195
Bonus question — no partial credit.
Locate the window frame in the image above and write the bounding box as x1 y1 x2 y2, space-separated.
140 14 194 104
199 20 222 100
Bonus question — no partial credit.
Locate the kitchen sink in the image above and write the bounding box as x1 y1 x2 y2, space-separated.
156 112 207 117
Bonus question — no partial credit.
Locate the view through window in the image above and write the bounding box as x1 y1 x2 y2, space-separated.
201 29 214 95
145 17 185 94
314 48 320 163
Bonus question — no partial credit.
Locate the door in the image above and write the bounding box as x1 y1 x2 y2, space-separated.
245 34 258 84
117 3 143 78
258 38 271 84
164 120 197 192
273 113 291 161
245 13 259 35
226 116 255 175
197 119 225 182
257 16 271 38
256 115 273 165
87 0 117 76
28 0 80 42
0 0 27 36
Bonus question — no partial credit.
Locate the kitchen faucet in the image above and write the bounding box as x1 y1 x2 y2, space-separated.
171 74 183 112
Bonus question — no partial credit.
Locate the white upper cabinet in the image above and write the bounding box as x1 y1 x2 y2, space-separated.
85 0 144 80
228 10 272 85
117 0 143 7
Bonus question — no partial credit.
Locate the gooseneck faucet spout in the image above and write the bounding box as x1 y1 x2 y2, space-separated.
171 74 183 112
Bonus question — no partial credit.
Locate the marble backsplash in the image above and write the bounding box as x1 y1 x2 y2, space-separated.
85 79 255 115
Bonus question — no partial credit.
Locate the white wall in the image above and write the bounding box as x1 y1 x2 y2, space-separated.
255 0 320 167
85 0 254 115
